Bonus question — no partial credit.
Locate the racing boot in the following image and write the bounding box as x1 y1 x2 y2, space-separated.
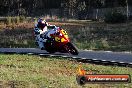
41 39 47 50
41 47 45 50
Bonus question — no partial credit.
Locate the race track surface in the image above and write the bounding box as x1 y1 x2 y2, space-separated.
0 48 132 67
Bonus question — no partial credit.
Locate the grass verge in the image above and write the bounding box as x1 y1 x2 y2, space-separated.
0 54 132 88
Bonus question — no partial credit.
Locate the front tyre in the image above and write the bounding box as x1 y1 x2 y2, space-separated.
65 42 79 55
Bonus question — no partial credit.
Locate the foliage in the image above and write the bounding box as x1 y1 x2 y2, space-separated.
104 11 127 23
5 16 26 25
0 0 130 18
6 16 12 25
16 16 20 24
19 15 26 22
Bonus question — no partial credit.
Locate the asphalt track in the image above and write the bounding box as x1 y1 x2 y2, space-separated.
0 48 132 67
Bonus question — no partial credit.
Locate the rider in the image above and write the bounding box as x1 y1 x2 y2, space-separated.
34 18 50 50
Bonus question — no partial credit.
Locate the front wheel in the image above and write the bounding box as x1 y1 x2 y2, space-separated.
65 42 79 55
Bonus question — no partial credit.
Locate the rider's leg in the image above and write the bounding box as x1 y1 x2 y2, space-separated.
35 35 39 46
37 35 45 50
38 40 45 50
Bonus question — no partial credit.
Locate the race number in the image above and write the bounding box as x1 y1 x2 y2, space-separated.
61 30 67 35
55 37 61 42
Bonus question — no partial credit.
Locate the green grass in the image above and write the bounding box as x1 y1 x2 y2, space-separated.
0 24 36 48
0 54 132 88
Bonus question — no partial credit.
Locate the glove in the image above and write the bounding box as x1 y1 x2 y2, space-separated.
34 28 40 35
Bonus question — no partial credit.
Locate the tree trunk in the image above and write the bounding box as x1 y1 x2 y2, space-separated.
96 8 99 20
126 0 129 21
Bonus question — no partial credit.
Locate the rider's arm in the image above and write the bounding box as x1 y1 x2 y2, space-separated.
47 25 56 30
34 27 40 35
34 24 44 35
46 22 50 26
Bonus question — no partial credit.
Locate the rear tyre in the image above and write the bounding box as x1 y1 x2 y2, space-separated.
44 42 56 54
46 48 55 54
65 42 79 55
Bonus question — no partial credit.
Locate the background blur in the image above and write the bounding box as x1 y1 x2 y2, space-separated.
0 0 132 21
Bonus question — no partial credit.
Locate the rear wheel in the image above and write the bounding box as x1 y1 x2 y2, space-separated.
44 41 56 54
65 42 79 55
45 47 55 54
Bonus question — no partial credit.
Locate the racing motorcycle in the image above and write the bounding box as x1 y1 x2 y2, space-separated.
43 27 79 55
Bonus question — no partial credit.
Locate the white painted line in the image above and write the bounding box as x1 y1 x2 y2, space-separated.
102 60 106 61
84 49 93 51
72 57 78 59
81 58 86 59
124 52 131 54
39 54 45 56
119 62 125 63
62 56 69 58
93 59 97 60
111 61 116 62
49 55 56 57
39 54 50 56
27 53 34 55
83 49 132 54
105 51 112 53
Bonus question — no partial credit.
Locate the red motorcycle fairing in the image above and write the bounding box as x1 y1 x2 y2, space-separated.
44 28 79 55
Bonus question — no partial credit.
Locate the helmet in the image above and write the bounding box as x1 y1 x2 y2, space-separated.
38 18 46 25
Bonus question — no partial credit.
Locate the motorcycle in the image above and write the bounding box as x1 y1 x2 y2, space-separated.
43 27 79 55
